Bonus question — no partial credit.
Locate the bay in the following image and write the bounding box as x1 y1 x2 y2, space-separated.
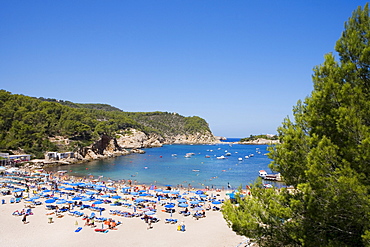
47 144 274 189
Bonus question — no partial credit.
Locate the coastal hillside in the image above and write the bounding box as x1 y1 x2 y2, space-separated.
0 90 217 159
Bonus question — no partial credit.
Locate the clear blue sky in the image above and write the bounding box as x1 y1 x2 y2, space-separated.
0 1 368 137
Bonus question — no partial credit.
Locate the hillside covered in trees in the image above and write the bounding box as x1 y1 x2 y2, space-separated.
0 90 215 158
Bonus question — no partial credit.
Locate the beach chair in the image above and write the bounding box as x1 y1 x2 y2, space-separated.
75 227 82 232
89 212 96 219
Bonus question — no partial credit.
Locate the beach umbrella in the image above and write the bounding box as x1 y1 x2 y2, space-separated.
171 191 180 195
43 189 52 192
81 197 91 201
111 195 121 199
192 207 203 211
190 200 200 205
85 191 96 195
163 190 170 193
45 199 56 204
145 211 155 215
196 190 203 195
135 198 145 203
178 203 189 207
139 190 146 193
165 204 174 208
199 194 207 198
122 187 131 190
92 201 103 205
101 195 110 198
72 197 82 201
64 187 74 191
13 189 24 192
130 192 139 195
29 196 40 200
155 189 163 192
212 201 222 205
56 199 67 204
178 198 187 203
139 193 149 197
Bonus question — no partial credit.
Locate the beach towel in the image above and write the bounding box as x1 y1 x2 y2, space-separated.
75 227 82 232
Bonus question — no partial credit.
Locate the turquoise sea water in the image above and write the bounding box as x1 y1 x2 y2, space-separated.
47 143 274 189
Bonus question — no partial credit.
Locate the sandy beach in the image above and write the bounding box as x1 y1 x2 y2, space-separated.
0 170 247 247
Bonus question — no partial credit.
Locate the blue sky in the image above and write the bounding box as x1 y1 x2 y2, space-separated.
0 1 368 137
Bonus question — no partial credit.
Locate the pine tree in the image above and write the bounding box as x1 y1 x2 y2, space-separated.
223 4 370 246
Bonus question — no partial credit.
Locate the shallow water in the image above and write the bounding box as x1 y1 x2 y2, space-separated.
47 144 275 189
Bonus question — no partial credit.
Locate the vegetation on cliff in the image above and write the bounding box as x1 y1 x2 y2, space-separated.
223 4 370 246
240 134 277 142
0 90 214 158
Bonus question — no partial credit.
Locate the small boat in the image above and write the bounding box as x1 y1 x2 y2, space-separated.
192 170 200 172
245 156 249 159
259 170 267 178
217 156 226 160
238 158 243 161
225 152 231 156
205 155 210 158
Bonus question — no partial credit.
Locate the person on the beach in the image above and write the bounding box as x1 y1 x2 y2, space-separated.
22 214 27 224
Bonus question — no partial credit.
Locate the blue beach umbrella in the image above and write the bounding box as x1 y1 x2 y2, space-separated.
135 198 145 203
56 199 67 204
64 187 74 191
190 200 200 205
72 197 82 201
45 199 56 204
145 211 155 215
178 198 187 203
165 204 174 208
155 189 163 192
13 189 25 193
193 206 203 211
85 191 96 195
178 203 189 207
101 195 110 198
29 196 40 200
81 197 91 201
111 195 121 199
92 201 103 205
130 192 139 195
212 201 222 205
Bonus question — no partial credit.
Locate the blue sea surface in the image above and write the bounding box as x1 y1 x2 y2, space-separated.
47 144 274 189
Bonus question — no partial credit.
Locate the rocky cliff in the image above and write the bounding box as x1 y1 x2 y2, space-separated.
73 128 218 162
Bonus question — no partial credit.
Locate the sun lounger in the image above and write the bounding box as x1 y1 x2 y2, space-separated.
75 227 82 232
165 218 178 224
94 228 109 233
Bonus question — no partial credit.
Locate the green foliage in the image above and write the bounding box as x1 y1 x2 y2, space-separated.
240 134 278 142
124 112 212 136
0 90 212 158
223 4 370 246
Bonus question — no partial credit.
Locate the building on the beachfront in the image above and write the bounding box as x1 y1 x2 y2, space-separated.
0 153 31 166
45 152 75 161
